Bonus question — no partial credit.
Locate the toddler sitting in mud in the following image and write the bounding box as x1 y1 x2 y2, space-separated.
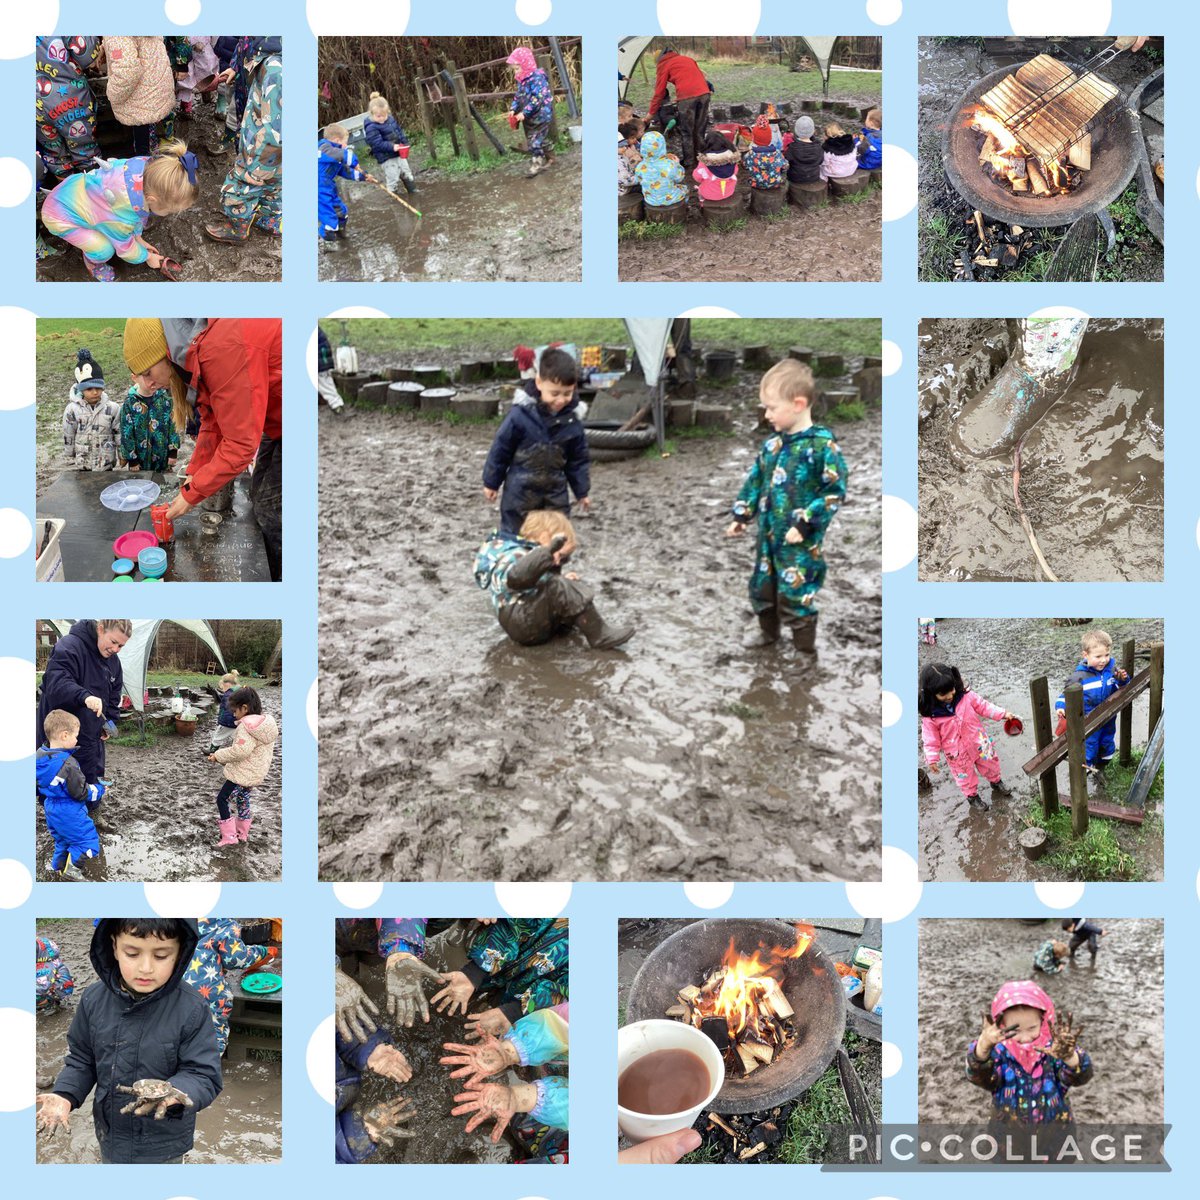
725 359 847 651
36 709 105 881
1054 629 1129 773
474 510 634 650
919 662 1019 811
208 686 279 847
1033 937 1070 975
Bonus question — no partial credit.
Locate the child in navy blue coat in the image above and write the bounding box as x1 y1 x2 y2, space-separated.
482 348 591 535
364 92 417 194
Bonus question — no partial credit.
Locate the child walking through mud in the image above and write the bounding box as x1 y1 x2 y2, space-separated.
37 710 106 881
507 47 555 177
726 359 847 651
208 685 278 847
318 123 377 245
919 663 1019 811
1054 629 1130 774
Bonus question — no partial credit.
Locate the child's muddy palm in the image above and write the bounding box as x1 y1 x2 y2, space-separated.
464 1006 513 1042
362 1097 417 1147
440 1036 514 1088
336 967 380 1043
431 969 475 1016
1042 1011 1084 1062
385 954 444 1027
451 1082 519 1143
976 1011 1019 1056
35 1093 71 1136
116 1079 194 1119
366 1042 413 1084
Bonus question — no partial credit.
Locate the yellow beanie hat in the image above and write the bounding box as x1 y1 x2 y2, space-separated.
123 319 171 374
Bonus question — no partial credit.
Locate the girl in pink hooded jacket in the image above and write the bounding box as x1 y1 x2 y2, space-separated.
208 685 278 847
919 663 1018 811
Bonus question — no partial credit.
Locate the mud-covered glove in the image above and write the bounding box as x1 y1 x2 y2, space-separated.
385 954 445 1027
336 967 380 1043
116 1081 195 1119
35 1093 72 1136
362 1097 417 1147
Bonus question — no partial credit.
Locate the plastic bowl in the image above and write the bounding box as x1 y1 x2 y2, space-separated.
112 557 134 575
113 575 134 582
138 546 168 579
113 530 158 560
141 576 163 583
1004 716 1024 736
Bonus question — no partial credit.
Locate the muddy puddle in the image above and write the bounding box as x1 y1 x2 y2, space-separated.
318 148 581 283
918 918 1164 1126
318 375 881 882
35 686 283 883
918 318 1163 582
36 98 281 284
36 918 282 1164
916 619 1164 883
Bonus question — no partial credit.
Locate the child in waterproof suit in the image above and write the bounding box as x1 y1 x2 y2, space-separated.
1054 628 1130 771
35 918 223 1164
919 662 1019 811
475 510 634 650
692 129 740 205
318 124 377 243
201 670 241 755
966 979 1092 1157
63 348 120 471
118 375 180 472
482 348 591 535
37 935 76 1012
726 360 847 651
36 709 105 880
208 685 279 847
182 916 278 1052
635 130 687 207
743 117 786 192
507 47 555 176
364 92 417 194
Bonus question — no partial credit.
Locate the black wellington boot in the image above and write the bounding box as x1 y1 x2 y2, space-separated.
745 609 781 647
790 615 818 652
572 602 635 650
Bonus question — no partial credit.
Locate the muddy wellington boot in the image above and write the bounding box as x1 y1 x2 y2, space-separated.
204 215 252 244
572 602 635 650
966 793 991 812
215 818 239 846
745 609 781 648
790 615 818 653
234 817 252 843
990 777 1013 797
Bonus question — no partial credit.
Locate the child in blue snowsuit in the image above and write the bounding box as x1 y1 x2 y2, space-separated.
364 93 416 194
1054 629 1130 769
482 348 590 535
318 124 376 242
36 709 104 877
856 108 883 170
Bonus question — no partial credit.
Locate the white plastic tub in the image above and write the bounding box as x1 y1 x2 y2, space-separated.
35 518 66 583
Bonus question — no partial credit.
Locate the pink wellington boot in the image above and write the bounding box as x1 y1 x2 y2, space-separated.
216 818 239 846
234 817 252 843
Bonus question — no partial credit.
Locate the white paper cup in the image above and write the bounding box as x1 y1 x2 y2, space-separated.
617 1019 725 1142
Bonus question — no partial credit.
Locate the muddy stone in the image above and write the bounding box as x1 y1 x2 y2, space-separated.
35 918 282 1164
918 318 1163 582
36 686 283 883
918 918 1164 1126
318 392 881 882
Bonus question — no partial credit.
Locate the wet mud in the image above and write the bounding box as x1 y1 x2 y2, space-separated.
619 190 881 284
918 918 1164 1126
36 686 283 883
318 380 881 883
916 619 1164 883
35 918 282 1164
318 149 581 283
918 318 1163 582
36 97 281 284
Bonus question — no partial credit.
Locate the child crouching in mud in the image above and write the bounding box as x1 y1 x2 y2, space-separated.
475 510 634 650
726 360 847 650
966 979 1091 1156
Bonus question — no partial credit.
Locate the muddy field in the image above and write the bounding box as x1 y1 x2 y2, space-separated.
917 619 1164 883
318 147 581 283
918 918 1164 1126
918 318 1163 582
36 685 283 883
36 96 281 284
318 372 881 882
35 918 282 1164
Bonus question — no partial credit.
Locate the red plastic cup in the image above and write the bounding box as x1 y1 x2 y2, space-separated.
151 503 175 544
1004 716 1024 737
398 145 410 159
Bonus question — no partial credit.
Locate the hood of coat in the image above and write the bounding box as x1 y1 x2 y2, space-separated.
516 379 580 420
161 318 210 408
824 133 855 156
67 619 118 668
639 131 669 160
239 712 279 745
35 746 74 786
474 532 532 590
91 917 200 1007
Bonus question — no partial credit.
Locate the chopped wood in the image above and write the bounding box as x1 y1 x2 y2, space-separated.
745 1040 775 1065
739 1141 768 1160
664 1004 688 1018
973 209 986 245
973 257 1000 268
1067 133 1091 170
759 976 794 1020
978 134 999 166
1010 176 1029 191
1011 225 1024 235
677 985 701 1007
999 243 1021 268
1027 160 1050 195
706 1111 738 1138
735 1043 761 1076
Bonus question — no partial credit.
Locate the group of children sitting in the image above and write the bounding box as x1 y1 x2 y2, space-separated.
618 104 882 212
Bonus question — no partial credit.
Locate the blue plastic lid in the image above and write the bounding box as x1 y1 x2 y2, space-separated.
112 558 134 574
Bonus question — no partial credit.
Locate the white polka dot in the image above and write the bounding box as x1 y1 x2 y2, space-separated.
0 1009 35 1111
1033 882 1085 910
0 4 59 59
163 0 201 25
866 0 902 24
676 306 740 319
0 658 36 762
307 677 318 740
307 328 320 390
1028 305 1090 320
495 882 572 918
881 339 902 376
0 860 32 908
683 882 735 909
881 1040 903 1078
1008 0 1110 35
307 1015 336 1105
657 0 761 35
143 882 222 916
306 1 411 36
0 306 36 411
326 306 388 319
846 846 923 923
333 882 383 910
882 691 902 728
515 0 552 25
0 509 32 558
882 495 917 573
0 158 32 207
881 144 918 222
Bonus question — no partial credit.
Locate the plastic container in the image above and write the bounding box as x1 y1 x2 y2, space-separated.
111 558 134 576
568 124 583 143
36 518 67 583
398 145 410 159
1004 716 1024 736
617 1020 724 1143
142 576 163 583
150 504 175 545
114 530 157 560
138 547 168 579
112 575 134 582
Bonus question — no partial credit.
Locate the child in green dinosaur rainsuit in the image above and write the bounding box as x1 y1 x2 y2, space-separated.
726 359 848 651
118 380 180 472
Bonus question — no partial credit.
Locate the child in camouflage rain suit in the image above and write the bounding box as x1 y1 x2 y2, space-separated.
35 36 101 179
206 38 282 242
726 359 848 651
118 379 180 472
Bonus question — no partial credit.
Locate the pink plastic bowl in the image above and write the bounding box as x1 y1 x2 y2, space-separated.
113 530 158 559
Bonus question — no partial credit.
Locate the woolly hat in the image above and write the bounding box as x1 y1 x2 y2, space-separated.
752 122 772 147
73 348 105 390
123 318 171 374
794 115 815 139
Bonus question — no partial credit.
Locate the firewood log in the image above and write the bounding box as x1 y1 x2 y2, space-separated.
1068 133 1091 170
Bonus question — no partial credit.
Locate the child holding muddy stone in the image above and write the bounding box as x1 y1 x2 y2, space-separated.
725 359 847 651
208 685 278 847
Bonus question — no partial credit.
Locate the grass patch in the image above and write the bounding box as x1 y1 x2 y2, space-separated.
642 439 677 458
724 701 764 720
826 400 866 422
714 216 748 233
146 671 224 688
108 725 160 748
680 1140 724 1165
1025 800 1139 882
677 424 737 440
1100 745 1164 806
618 218 686 241
776 1032 868 1164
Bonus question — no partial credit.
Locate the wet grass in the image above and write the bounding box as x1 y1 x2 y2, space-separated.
1025 799 1141 882
109 726 160 748
679 1140 724 1165
618 219 687 241
826 400 866 422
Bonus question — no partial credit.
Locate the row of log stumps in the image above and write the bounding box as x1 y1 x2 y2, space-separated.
709 100 874 124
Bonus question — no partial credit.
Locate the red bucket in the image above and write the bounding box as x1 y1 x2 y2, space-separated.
1004 716 1024 736
398 145 410 159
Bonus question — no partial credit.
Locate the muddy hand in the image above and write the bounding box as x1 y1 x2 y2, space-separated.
977 1011 1018 1056
440 1035 516 1087
116 1081 194 1119
35 1093 71 1136
431 969 476 1016
366 1042 413 1084
464 1006 513 1042
385 954 444 1027
1043 1011 1084 1060
362 1096 417 1147
451 1082 519 1143
335 967 380 1043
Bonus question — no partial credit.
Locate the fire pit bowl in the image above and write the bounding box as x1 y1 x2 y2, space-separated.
627 918 846 1113
941 64 1139 227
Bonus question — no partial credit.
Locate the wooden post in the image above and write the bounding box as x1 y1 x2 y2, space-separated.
536 53 559 142
1065 683 1089 837
1029 675 1059 819
1118 638 1135 766
1149 642 1164 739
417 83 437 161
453 69 480 160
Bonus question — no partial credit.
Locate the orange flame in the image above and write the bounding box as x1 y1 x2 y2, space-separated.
970 106 1025 156
710 926 813 1037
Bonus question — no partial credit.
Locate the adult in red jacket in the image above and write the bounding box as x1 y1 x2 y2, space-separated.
123 318 283 581
647 47 711 169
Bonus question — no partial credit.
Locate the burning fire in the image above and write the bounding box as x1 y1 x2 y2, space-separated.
712 925 812 1037
970 107 1024 157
